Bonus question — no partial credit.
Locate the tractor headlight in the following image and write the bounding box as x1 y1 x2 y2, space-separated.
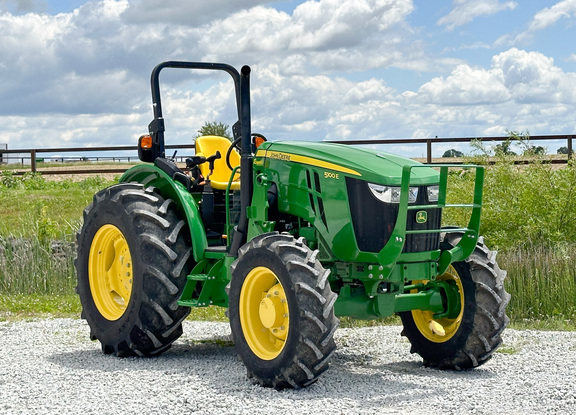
427 185 439 202
368 183 418 204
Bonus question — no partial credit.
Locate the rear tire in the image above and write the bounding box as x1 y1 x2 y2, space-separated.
399 234 510 369
228 232 339 389
75 183 194 356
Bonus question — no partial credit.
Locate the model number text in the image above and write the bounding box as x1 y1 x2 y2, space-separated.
324 172 340 179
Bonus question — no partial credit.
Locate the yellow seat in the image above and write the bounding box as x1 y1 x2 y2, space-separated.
195 135 240 190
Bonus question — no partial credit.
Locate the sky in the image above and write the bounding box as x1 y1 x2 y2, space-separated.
1 0 576 158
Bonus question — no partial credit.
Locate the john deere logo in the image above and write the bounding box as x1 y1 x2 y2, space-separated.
416 211 428 224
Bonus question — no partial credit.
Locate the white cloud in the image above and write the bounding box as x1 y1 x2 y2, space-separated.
527 0 576 32
197 0 419 72
501 0 576 45
121 0 267 25
379 48 576 143
418 64 510 105
1 113 149 150
289 0 412 49
416 48 576 106
0 0 421 117
245 64 401 141
0 1 150 115
1 1 576 156
493 48 576 104
437 0 517 30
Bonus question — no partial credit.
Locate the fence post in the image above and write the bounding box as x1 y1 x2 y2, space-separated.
426 139 432 164
568 136 573 160
31 150 37 173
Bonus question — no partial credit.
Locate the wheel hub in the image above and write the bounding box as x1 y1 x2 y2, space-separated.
258 282 288 332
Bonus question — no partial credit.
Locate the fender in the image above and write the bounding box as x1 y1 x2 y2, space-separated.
120 164 207 262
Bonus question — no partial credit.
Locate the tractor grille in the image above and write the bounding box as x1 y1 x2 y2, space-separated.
346 178 441 253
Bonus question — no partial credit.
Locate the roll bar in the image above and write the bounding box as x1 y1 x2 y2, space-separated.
146 61 253 256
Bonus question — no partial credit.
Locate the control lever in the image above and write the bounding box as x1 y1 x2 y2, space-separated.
206 151 221 170
190 151 221 185
185 155 207 169
204 151 221 182
199 151 222 230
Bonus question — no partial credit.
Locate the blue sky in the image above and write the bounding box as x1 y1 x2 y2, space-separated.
1 0 575 158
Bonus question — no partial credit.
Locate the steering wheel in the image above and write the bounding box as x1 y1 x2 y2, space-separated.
226 137 242 171
226 133 268 171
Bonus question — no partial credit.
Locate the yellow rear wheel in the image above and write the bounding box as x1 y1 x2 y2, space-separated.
76 183 193 357
88 224 133 321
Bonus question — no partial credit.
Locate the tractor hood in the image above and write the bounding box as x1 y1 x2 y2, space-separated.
256 141 439 186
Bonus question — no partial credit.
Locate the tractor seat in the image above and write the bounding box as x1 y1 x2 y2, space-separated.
195 135 240 190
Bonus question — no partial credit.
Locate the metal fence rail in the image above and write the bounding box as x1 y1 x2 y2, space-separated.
0 144 195 176
0 134 573 176
329 134 574 163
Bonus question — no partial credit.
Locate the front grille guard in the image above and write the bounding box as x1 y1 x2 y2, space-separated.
377 164 484 277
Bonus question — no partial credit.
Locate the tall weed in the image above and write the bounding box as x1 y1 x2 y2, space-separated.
443 135 576 324
500 245 576 321
0 234 76 295
446 153 576 250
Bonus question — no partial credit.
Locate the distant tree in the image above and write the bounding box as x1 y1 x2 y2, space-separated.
494 139 517 156
442 149 464 158
196 121 232 140
522 145 546 156
557 146 569 155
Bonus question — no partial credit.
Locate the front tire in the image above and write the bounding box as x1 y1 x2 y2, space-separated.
228 233 339 389
75 183 194 356
399 234 510 369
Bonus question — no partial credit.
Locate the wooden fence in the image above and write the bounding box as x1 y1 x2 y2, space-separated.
0 134 573 176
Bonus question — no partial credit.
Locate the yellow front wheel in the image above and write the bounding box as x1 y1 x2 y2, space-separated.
410 265 464 343
228 232 339 389
399 233 510 370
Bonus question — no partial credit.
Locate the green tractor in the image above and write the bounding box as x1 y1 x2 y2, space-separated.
75 62 510 389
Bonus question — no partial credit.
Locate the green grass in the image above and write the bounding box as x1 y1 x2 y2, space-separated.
0 172 116 236
0 294 81 320
0 294 229 322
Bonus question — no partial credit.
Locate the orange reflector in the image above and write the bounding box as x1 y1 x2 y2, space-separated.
254 136 266 148
139 134 152 149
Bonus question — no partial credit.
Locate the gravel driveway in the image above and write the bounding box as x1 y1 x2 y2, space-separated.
1 319 574 414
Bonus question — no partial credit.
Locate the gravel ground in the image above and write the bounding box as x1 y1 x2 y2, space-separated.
1 319 575 415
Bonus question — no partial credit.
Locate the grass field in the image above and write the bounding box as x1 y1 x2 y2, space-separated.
1 162 575 329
